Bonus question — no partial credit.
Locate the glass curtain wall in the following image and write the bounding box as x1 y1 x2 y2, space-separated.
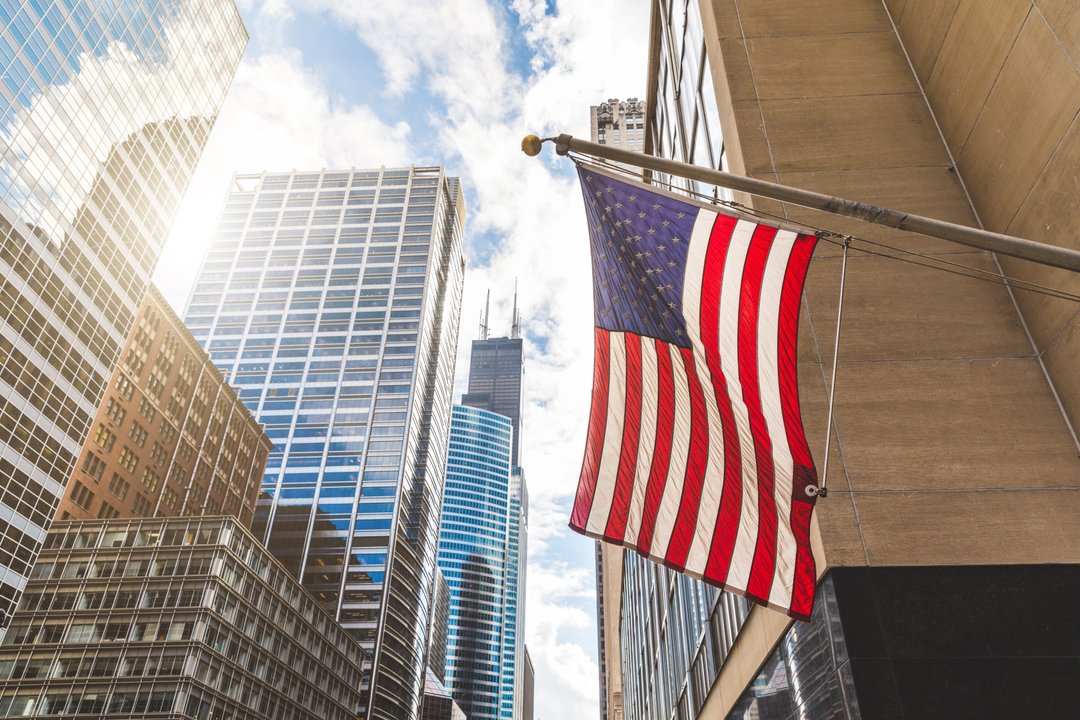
0 0 246 631
437 405 522 720
646 0 728 198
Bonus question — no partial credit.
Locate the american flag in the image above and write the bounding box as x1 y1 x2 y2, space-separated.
570 165 820 620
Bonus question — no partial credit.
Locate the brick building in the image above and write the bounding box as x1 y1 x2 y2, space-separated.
58 287 270 526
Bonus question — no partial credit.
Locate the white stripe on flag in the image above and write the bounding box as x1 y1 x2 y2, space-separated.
681 210 726 576
759 230 799 609
586 331 626 535
626 337 658 547
649 341 692 561
718 220 759 591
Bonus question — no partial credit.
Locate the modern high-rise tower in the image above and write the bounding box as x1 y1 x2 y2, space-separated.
184 166 465 719
505 465 527 718
0 0 246 631
437 405 526 720
442 297 529 720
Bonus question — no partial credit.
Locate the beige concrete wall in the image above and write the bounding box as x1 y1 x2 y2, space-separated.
886 0 1080 446
690 0 1080 714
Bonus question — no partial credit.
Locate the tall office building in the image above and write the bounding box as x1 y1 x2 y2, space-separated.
427 567 451 683
57 286 271 526
522 646 534 720
505 466 527 717
613 1 1080 718
184 166 465 719
0 0 245 632
454 298 529 719
594 538 623 720
422 669 468 720
437 404 525 720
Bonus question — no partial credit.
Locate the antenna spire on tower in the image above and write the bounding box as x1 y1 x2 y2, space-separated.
480 289 490 340
511 278 521 339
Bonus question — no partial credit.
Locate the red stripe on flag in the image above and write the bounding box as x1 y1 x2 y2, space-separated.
699 215 744 586
788 500 815 620
780 234 819 618
605 333 642 541
738 225 780 603
634 339 675 555
664 348 709 568
779 235 818 474
571 328 611 531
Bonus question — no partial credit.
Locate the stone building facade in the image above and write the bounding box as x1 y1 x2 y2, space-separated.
0 516 365 719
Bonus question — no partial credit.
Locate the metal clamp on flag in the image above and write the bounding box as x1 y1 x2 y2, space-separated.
567 163 819 621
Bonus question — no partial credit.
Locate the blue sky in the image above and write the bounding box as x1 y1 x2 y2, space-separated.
155 1 651 715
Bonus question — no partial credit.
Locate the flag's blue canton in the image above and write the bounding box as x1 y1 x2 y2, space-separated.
580 168 700 348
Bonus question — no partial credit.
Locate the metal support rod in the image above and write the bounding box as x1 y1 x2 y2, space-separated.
545 134 1080 274
818 239 850 499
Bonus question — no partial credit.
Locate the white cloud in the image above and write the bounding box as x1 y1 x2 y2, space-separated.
303 0 512 112
154 50 411 309
526 562 600 718
519 0 652 135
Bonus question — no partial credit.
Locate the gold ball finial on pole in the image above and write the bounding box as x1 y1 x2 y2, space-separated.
521 134 543 157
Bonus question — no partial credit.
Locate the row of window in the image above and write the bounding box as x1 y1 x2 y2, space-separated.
0 690 176 717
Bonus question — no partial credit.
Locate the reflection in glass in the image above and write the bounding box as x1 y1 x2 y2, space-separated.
730 576 862 720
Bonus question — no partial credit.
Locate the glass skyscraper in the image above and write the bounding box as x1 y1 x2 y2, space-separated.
184 166 465 719
620 556 749 720
437 404 526 720
0 0 246 632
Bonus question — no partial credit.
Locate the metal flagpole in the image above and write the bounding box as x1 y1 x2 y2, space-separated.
521 134 1080 274
811 238 850 499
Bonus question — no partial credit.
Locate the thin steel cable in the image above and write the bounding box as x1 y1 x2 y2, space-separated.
818 238 849 499
836 233 1080 297
816 237 1080 304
